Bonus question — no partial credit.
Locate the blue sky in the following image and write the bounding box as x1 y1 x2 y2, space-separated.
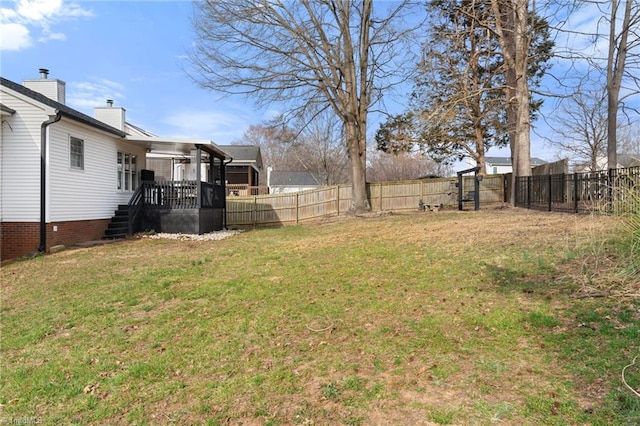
1 0 635 164
1 0 271 144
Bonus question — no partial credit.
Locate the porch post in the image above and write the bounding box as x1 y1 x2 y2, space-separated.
208 154 214 183
221 156 228 229
196 145 202 208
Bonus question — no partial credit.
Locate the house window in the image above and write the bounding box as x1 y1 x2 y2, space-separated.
117 151 138 191
70 137 84 170
493 166 498 175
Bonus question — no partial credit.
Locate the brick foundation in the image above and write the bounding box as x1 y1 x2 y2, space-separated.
0 222 40 262
1 219 110 262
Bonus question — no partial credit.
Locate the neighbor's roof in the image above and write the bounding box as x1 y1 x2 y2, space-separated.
618 154 640 167
219 145 263 170
270 171 322 187
0 77 127 138
126 121 157 138
485 156 547 166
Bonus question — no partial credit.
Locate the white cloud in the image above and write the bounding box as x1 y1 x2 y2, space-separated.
67 78 126 112
0 22 31 50
16 0 63 21
39 31 65 42
0 0 92 51
161 110 251 143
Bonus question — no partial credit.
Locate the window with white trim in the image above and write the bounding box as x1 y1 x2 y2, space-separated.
70 137 84 170
117 151 138 191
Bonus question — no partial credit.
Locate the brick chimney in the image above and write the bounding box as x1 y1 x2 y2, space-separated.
23 68 66 104
94 99 126 131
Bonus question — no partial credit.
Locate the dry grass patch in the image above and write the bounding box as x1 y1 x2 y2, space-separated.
1 209 638 425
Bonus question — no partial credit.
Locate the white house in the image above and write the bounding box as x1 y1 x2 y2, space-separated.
1 69 229 261
267 168 323 194
484 156 548 175
573 154 640 172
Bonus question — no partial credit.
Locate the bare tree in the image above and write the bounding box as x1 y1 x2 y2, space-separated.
189 1 421 213
546 86 608 170
296 113 350 185
549 1 640 169
619 120 640 156
605 0 640 169
231 122 299 186
367 150 447 182
233 114 349 185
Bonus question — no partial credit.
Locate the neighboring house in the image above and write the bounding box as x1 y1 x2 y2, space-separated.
267 168 322 194
574 154 640 172
1 69 229 261
219 145 263 187
484 156 547 175
619 154 640 168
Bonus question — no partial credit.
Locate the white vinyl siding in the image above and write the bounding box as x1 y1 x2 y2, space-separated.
48 120 146 222
0 91 48 222
1 84 147 224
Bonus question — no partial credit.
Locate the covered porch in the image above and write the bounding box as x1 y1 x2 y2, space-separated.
126 137 231 234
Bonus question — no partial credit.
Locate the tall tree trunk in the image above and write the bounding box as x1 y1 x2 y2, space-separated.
346 120 369 212
607 0 632 170
493 0 531 205
342 0 372 213
591 150 599 172
514 0 531 176
474 124 487 175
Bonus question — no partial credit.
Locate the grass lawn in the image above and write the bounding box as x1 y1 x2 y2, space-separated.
1 209 639 425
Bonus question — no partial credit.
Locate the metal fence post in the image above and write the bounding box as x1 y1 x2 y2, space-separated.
574 172 579 213
474 172 480 211
608 168 615 213
458 174 463 211
527 176 532 209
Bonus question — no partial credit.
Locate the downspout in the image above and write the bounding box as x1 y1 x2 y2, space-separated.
222 157 233 229
39 112 62 253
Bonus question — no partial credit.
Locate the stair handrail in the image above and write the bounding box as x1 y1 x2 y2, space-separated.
127 181 146 235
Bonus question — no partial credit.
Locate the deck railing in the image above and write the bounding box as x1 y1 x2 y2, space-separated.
142 180 198 209
200 181 226 209
127 183 146 235
139 181 226 210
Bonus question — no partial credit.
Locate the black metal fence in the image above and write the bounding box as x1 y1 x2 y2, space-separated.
515 166 640 214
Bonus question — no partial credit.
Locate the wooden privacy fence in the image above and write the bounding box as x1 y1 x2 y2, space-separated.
226 175 505 227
